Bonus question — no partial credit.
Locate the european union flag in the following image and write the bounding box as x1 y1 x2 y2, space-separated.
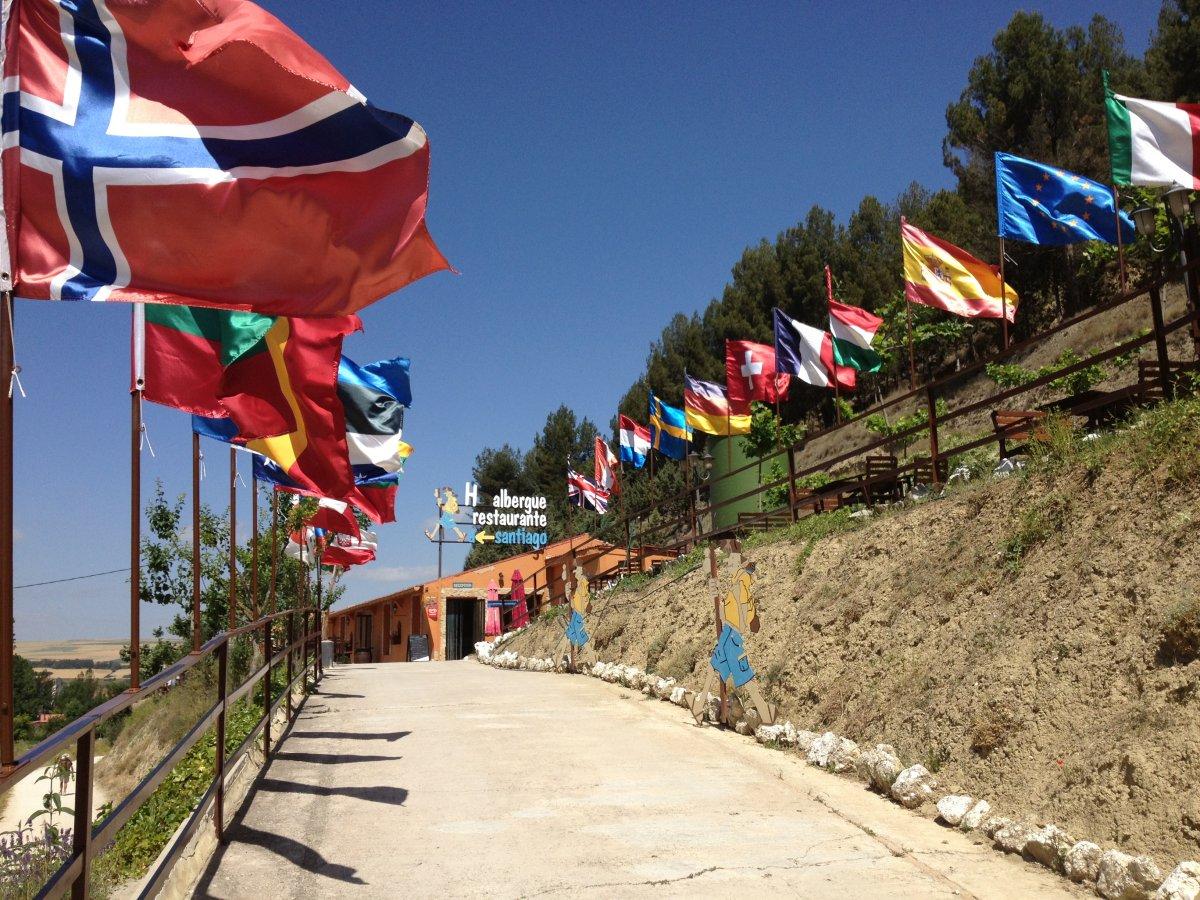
648 393 691 460
996 152 1135 246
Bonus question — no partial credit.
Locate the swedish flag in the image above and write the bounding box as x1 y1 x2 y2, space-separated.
648 393 692 460
996 152 1135 246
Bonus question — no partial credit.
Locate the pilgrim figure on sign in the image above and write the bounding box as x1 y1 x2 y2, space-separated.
690 553 777 727
424 487 467 542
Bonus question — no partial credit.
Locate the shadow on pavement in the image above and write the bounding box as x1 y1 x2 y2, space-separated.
273 751 402 765
290 730 411 742
256 777 409 807
311 692 366 699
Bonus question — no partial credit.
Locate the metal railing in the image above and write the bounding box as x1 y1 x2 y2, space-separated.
0 605 323 899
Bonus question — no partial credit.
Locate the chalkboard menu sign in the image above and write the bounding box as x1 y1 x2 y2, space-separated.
408 634 430 662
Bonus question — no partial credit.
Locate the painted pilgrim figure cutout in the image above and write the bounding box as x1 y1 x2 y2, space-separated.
424 487 466 542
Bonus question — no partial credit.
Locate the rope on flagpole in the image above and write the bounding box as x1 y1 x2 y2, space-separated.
5 294 22 400
139 421 156 457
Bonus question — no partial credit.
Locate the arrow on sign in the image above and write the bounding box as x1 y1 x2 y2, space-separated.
474 531 495 544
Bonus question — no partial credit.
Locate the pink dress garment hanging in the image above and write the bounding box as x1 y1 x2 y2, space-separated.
485 578 502 636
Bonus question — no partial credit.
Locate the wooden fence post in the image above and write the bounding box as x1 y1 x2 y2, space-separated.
71 729 95 899
262 617 272 758
1150 284 1174 401
926 385 940 486
785 445 798 524
286 610 294 721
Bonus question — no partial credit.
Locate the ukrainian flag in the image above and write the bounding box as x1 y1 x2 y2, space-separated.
648 393 692 460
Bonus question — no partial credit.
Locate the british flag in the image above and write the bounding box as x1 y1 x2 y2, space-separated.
568 467 609 515
0 0 448 314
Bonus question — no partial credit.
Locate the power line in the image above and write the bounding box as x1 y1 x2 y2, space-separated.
14 568 128 590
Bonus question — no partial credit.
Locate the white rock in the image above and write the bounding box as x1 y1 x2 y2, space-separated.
981 816 1012 839
806 732 860 772
1024 824 1075 871
889 764 938 809
795 730 818 751
936 795 974 827
856 744 903 793
704 692 722 724
1065 841 1104 883
474 641 493 661
993 821 1037 855
1154 862 1200 900
755 723 787 745
669 686 688 706
1097 850 1165 900
654 677 676 699
734 720 753 736
960 799 991 831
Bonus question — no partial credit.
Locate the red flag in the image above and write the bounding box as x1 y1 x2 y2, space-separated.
4 0 449 314
594 436 620 495
236 316 360 499
305 497 360 539
725 340 790 406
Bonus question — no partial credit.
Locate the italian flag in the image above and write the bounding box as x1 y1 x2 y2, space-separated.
1106 72 1200 188
829 298 883 373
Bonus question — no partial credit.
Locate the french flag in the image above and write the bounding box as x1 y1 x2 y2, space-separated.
618 415 650 469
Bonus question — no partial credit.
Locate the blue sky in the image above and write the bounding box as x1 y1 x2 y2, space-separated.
11 1 1158 640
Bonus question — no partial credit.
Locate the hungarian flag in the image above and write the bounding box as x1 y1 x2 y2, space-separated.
2 0 449 312
901 218 1017 322
1106 72 1200 188
826 266 883 373
618 415 651 468
594 436 620 495
305 497 360 539
773 309 856 391
684 373 751 435
725 340 790 406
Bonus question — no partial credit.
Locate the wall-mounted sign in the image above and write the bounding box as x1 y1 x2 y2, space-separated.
464 482 550 549
425 601 439 621
452 581 474 589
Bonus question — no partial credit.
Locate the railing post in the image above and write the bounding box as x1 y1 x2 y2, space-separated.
286 610 294 721
262 617 272 758
1150 284 1174 401
70 728 95 899
785 445 798 524
214 638 228 843
926 385 940 486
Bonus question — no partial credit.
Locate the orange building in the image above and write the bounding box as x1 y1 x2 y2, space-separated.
326 535 672 662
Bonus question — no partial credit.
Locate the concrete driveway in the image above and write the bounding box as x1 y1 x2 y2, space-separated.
194 661 1078 898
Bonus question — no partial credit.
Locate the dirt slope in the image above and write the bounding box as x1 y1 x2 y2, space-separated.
507 400 1200 869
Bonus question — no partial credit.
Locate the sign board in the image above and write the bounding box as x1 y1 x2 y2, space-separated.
425 600 439 621
452 581 473 589
408 634 430 662
464 481 550 549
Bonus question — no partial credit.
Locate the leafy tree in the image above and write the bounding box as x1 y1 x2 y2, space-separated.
1146 1 1200 101
13 655 53 718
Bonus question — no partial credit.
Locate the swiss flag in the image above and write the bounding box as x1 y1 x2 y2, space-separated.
725 340 790 406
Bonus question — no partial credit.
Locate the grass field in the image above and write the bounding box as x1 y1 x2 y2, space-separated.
15 639 130 682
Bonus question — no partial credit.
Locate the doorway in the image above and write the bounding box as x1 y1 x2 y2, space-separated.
354 613 374 663
444 598 482 661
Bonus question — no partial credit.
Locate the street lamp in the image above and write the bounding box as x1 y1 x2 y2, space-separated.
1165 186 1191 222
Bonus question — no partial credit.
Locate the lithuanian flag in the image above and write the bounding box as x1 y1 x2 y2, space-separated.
901 218 1017 323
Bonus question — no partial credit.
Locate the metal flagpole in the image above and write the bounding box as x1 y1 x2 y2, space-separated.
191 431 201 653
904 298 917 390
0 292 15 769
250 472 259 621
268 490 279 615
228 446 237 632
1112 187 1128 293
130 304 145 691
998 237 1010 348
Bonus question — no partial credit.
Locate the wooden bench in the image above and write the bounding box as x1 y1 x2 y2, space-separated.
908 456 949 487
736 511 793 531
991 408 1049 459
862 454 900 506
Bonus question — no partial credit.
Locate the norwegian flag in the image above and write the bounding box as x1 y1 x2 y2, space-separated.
0 0 448 314
567 467 609 514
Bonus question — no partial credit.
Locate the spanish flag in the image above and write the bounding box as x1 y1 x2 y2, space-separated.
901 218 1017 323
684 373 750 436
